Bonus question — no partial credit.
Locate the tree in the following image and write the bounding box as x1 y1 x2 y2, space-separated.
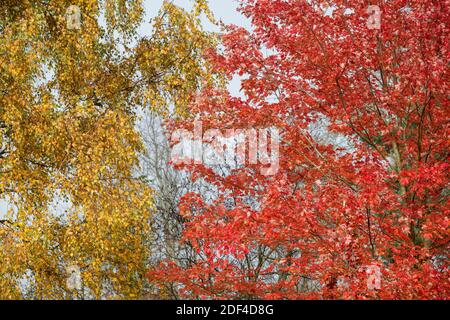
0 0 217 299
148 0 449 299
139 108 230 299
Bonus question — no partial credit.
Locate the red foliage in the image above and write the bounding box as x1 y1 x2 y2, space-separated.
148 0 449 299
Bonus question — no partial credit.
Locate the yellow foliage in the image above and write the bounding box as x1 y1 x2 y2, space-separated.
0 0 218 299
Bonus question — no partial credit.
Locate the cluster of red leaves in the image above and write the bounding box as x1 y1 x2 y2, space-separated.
148 0 449 299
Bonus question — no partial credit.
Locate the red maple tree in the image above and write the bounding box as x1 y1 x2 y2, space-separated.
149 0 449 299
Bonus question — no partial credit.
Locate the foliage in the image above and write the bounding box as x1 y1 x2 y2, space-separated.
0 0 216 299
148 0 449 299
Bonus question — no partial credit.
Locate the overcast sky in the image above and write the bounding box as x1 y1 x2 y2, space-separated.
142 0 250 32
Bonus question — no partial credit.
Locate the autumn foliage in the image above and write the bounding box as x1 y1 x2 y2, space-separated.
148 0 449 299
0 0 448 300
0 0 216 299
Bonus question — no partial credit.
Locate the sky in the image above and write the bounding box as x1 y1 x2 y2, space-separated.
142 0 250 32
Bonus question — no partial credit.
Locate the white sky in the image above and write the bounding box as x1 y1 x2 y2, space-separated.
142 0 250 32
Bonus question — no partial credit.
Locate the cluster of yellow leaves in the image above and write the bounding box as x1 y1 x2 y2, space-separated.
0 0 219 299
137 1 222 116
